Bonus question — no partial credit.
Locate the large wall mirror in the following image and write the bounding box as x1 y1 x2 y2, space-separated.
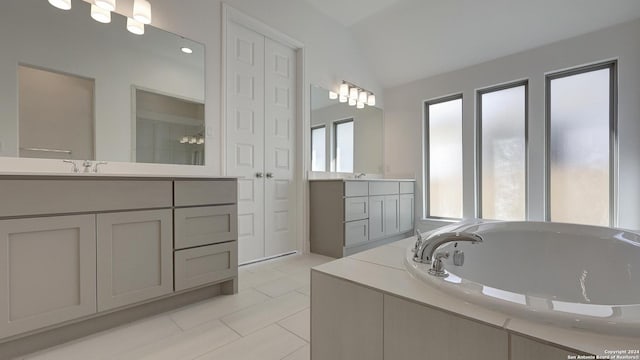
0 0 206 165
310 85 383 174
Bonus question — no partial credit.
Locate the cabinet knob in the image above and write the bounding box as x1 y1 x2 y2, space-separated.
255 172 264 178
266 172 274 178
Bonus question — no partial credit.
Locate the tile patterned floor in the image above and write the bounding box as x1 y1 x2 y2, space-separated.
21 253 334 360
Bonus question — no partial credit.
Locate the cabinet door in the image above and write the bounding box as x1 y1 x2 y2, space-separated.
384 195 400 236
0 215 96 338
369 196 386 240
97 209 173 312
399 194 415 233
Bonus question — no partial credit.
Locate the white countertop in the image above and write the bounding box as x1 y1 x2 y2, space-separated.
0 171 238 179
308 178 415 182
312 237 639 355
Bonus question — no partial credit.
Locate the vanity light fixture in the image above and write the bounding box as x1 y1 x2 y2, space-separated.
95 0 116 12
127 17 145 35
336 81 376 109
181 47 193 54
180 136 189 144
328 91 338 100
133 0 152 24
197 137 205 145
91 4 111 23
48 0 72 10
189 136 197 144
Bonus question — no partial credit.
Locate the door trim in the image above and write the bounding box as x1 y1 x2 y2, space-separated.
221 3 308 254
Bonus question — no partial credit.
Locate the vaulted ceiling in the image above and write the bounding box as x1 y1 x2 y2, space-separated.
303 0 640 88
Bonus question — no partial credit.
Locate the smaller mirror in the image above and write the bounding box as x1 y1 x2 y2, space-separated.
134 89 205 165
310 85 383 174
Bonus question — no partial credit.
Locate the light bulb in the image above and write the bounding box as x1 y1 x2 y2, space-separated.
91 5 111 23
133 0 152 24
339 95 348 103
349 87 359 100
367 94 376 106
339 83 349 97
127 17 145 35
358 91 368 104
95 0 116 11
357 101 365 109
328 91 338 100
348 98 356 106
48 0 71 10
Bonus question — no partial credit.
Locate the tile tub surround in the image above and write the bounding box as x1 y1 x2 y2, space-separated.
311 237 639 358
19 253 333 360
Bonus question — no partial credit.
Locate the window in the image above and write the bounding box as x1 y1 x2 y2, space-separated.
334 119 354 173
547 62 616 226
311 126 326 171
425 95 463 218
477 82 527 220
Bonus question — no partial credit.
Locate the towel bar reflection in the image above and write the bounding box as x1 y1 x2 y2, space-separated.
20 147 72 154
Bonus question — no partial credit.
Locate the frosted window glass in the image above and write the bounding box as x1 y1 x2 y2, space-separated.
428 98 463 218
335 121 354 173
481 85 526 220
550 67 610 226
311 127 326 171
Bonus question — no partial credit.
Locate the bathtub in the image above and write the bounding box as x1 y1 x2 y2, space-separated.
405 220 640 337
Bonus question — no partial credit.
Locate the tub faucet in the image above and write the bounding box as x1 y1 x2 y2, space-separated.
413 231 483 265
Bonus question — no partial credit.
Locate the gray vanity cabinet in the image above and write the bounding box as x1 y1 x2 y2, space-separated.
399 194 415 233
96 209 173 312
0 215 97 339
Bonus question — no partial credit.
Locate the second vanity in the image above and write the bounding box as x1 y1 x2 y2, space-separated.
0 174 238 358
309 179 415 258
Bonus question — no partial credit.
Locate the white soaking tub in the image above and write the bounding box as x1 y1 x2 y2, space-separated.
405 220 640 337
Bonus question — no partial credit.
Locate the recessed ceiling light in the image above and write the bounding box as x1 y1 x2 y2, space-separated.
181 47 193 54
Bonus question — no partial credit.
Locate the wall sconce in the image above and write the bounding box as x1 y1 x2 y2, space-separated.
127 17 145 35
330 81 376 109
49 0 152 35
91 4 111 23
48 0 72 10
133 0 152 24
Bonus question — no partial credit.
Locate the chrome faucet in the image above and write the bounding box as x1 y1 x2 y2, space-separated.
63 160 79 173
413 231 483 266
354 173 366 179
93 161 107 173
82 160 93 173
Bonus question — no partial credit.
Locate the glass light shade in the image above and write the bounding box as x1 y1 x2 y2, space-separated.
357 101 365 109
367 94 376 106
95 0 116 11
328 91 338 100
133 0 152 24
127 17 145 35
180 136 189 144
349 87 359 100
358 91 368 104
339 83 349 97
48 0 72 10
348 98 356 106
197 137 205 145
189 137 197 144
91 5 111 23
339 95 348 103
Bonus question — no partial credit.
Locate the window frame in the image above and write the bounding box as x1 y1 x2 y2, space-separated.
544 60 618 226
476 80 529 220
310 125 327 172
423 93 464 220
333 118 354 173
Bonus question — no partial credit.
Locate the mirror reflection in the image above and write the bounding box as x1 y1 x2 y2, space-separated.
0 0 205 165
310 85 383 174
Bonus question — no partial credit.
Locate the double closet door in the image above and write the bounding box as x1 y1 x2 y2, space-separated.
226 21 297 264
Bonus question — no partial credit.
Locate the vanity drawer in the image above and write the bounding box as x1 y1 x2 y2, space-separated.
174 242 238 292
345 219 369 246
345 197 368 222
0 179 172 217
369 182 399 195
400 182 415 194
174 180 237 207
344 181 368 197
174 205 238 249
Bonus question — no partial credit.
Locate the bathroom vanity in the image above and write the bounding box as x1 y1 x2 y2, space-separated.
309 179 415 258
0 174 237 357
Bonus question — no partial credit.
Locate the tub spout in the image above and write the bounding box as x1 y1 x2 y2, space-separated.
413 231 483 265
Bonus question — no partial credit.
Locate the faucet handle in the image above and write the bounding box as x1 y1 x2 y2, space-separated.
413 229 425 253
93 161 108 173
63 160 79 173
428 252 450 277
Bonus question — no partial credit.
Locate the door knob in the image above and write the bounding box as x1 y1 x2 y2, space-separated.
255 172 264 178
266 172 274 178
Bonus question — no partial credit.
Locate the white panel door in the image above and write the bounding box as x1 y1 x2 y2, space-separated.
264 37 297 257
226 21 266 264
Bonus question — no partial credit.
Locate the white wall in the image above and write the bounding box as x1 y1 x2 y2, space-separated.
0 0 382 175
383 19 640 230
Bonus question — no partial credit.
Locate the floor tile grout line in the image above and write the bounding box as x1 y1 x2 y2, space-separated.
275 323 310 345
